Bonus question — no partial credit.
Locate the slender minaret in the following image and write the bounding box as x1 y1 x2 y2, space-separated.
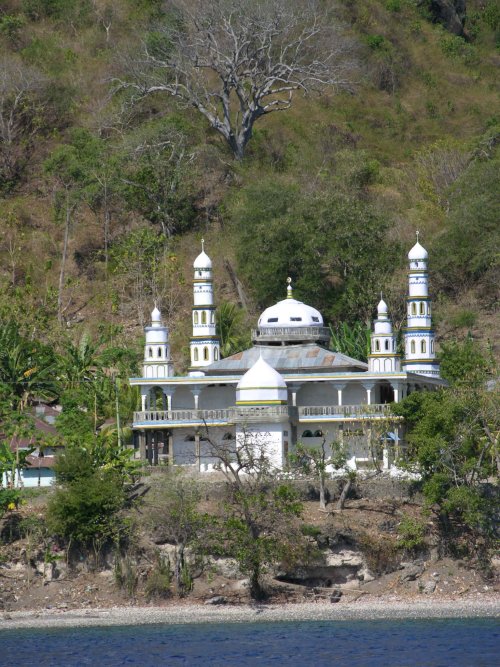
143 305 173 379
368 295 401 373
189 240 220 373
401 233 440 377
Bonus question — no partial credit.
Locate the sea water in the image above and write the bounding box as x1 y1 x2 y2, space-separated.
1 617 499 667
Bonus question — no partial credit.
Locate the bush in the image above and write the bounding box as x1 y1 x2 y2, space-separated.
397 514 427 553
145 554 172 600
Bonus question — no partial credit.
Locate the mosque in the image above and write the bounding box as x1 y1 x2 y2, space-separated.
129 236 445 471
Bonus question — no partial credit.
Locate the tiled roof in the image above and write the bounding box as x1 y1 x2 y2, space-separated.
206 344 367 375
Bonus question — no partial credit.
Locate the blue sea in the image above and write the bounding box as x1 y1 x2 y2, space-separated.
1 618 499 667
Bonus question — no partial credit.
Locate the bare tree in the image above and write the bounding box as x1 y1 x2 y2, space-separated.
117 0 355 159
0 57 46 188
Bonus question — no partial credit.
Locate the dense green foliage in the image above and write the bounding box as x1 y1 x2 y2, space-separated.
393 340 499 554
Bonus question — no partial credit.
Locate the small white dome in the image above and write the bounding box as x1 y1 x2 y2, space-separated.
236 357 287 405
193 240 212 269
377 299 388 316
258 298 323 328
408 241 428 261
151 306 161 322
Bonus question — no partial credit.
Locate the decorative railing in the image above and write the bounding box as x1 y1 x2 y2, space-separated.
134 404 394 425
134 409 233 423
134 405 295 425
251 326 330 342
298 404 394 419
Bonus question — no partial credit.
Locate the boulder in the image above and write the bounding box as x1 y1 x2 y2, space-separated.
204 595 226 605
401 564 424 582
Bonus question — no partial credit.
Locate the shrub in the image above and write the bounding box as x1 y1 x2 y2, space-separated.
358 533 400 575
397 514 427 553
145 554 171 600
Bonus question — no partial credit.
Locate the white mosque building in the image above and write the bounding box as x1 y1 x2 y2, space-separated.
129 236 445 470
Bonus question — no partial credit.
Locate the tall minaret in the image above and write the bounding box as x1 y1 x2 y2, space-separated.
368 296 400 373
143 305 173 379
189 240 220 374
401 233 440 377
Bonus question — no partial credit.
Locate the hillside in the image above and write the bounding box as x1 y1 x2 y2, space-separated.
0 0 498 371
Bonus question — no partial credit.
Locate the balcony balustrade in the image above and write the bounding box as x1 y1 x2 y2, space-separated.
134 403 395 425
298 404 394 420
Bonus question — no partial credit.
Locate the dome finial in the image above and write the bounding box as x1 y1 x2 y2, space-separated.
201 238 205 252
416 230 420 242
286 277 293 299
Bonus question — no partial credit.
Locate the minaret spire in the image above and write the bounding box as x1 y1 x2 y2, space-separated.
401 238 440 377
368 295 400 373
189 241 220 374
143 305 173 378
286 277 293 299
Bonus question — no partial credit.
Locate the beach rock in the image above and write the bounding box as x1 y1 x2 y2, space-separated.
401 564 424 582
359 568 375 583
330 589 342 603
421 579 437 594
324 550 364 568
204 596 226 605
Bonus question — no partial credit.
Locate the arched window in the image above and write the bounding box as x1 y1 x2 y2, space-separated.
410 340 416 354
375 340 380 352
203 346 209 361
211 311 215 323
428 303 432 316
193 348 199 362
314 429 323 437
421 340 426 354
148 347 153 358
214 347 219 361
301 430 313 438
385 339 389 351
201 311 207 324
411 303 417 316
431 340 434 353
222 432 233 440
420 302 425 315
158 347 162 358
193 311 198 325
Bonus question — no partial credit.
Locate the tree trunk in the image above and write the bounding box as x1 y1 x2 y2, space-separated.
336 477 352 510
319 474 326 510
58 198 71 325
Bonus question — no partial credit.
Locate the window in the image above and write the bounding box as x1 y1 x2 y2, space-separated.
201 311 207 324
314 429 323 437
312 317 319 322
301 430 313 438
194 311 198 324
290 317 302 322
431 340 434 353
428 304 431 316
384 340 389 351
214 347 219 361
375 340 380 352
203 346 209 361
158 348 162 358
267 317 278 323
411 303 417 316
420 302 425 315
211 311 215 323
410 340 416 354
222 432 234 440
148 347 153 358
193 348 199 362
198 271 202 277
421 340 426 354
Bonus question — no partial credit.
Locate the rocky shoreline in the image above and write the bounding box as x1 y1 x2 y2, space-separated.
1 595 499 630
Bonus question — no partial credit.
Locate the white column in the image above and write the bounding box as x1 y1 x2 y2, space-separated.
141 393 147 411
333 383 346 406
191 387 202 411
362 382 375 405
391 382 400 403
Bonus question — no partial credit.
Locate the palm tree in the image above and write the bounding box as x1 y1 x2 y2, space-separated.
0 322 58 410
216 302 250 358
